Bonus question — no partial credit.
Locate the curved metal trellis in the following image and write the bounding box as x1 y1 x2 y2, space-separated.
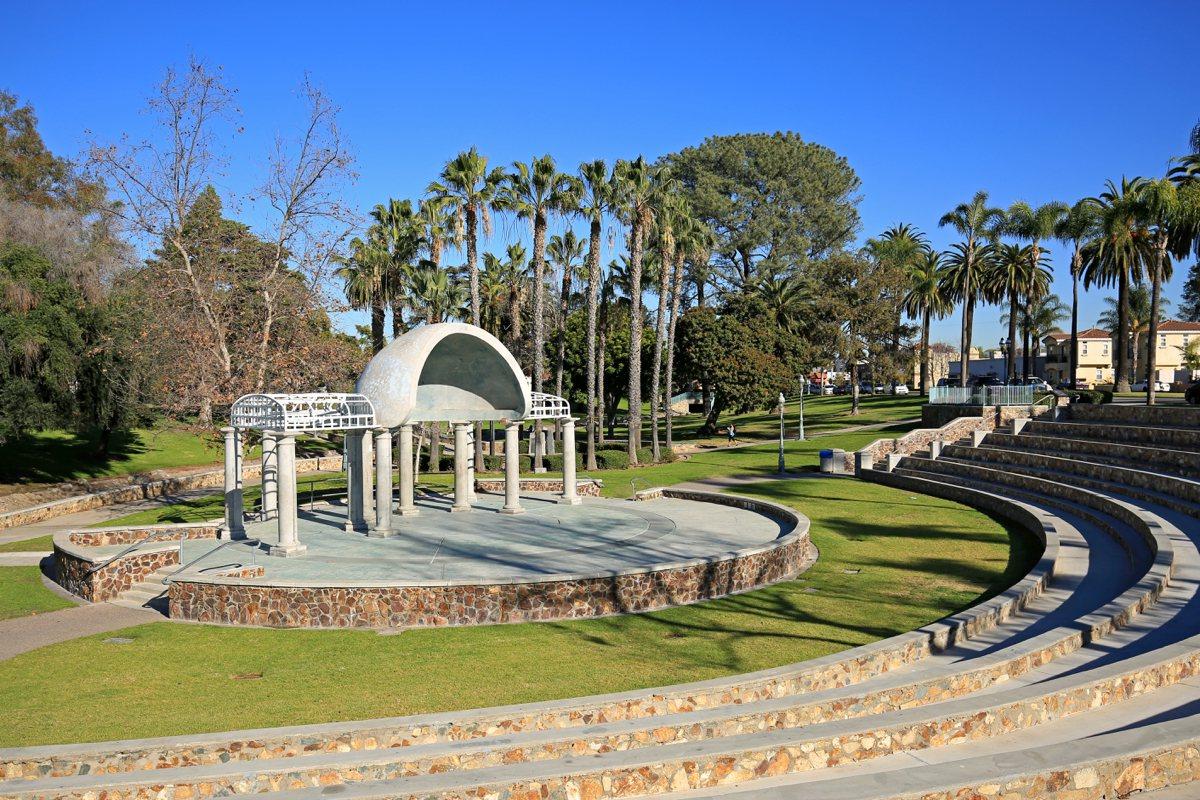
526 392 572 420
230 393 376 432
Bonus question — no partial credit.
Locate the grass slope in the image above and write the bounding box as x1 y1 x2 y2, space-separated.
0 476 1036 746
0 534 54 552
0 567 73 621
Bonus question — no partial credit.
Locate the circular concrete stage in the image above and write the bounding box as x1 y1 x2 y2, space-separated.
166 490 812 629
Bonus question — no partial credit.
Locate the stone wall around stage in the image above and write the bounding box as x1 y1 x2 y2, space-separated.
167 491 812 630
473 477 602 497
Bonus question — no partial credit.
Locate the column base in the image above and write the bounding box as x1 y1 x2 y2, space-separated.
342 521 357 532
500 506 526 515
449 504 473 513
366 526 396 538
267 542 307 557
397 507 421 517
557 496 582 506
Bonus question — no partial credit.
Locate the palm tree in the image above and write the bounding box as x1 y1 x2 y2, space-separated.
938 241 998 382
1082 178 1152 391
665 215 712 451
1055 200 1100 387
1098 282 1168 385
491 243 528 358
648 190 686 461
1133 178 1198 403
990 244 1051 378
335 229 390 353
500 156 579 471
370 198 423 339
612 156 656 463
939 192 1005 385
902 250 951 395
547 229 586 401
1023 294 1069 375
1006 201 1066 377
576 160 614 470
752 273 814 334
479 253 508 338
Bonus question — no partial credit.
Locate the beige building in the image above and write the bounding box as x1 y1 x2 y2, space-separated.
1042 328 1114 388
1138 320 1200 385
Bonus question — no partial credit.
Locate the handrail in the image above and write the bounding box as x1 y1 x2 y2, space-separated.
162 538 260 585
84 529 183 577
629 476 651 496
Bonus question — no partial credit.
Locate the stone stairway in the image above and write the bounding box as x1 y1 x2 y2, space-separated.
107 566 172 613
3 404 1200 799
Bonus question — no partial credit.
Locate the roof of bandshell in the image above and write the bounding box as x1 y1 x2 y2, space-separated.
355 323 531 428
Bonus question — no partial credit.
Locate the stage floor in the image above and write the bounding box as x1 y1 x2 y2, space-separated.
174 492 789 585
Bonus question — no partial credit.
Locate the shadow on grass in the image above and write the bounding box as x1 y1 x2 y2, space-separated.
0 430 151 484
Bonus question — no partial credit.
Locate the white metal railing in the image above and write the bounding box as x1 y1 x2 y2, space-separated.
230 393 376 432
527 391 571 420
929 385 1038 406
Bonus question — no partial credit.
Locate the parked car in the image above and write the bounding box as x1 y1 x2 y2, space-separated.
1021 377 1053 391
1131 380 1171 392
1186 381 1200 405
891 384 910 395
820 384 835 395
859 382 874 395
972 376 1002 388
1061 378 1096 390
832 384 849 395
872 383 886 394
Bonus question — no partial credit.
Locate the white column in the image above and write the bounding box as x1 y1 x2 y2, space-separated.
501 421 524 515
369 428 394 537
269 432 305 556
260 431 278 521
358 429 375 529
343 431 361 532
451 422 471 512
559 418 581 505
397 424 418 516
221 427 245 539
466 425 478 502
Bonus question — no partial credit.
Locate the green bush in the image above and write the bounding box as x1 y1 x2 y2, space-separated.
545 452 584 472
1098 390 1114 404
595 449 629 470
660 446 678 463
636 447 655 465
482 453 532 472
1066 389 1106 405
419 454 455 471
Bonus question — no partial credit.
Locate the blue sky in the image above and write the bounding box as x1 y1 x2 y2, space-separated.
4 1 1198 347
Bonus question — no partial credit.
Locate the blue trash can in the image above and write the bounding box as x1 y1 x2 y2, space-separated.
819 449 835 473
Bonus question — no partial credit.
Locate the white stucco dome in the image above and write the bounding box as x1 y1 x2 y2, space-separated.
355 323 531 428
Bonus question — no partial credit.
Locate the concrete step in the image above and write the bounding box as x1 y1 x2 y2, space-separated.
988 431 1200 480
1025 418 1200 452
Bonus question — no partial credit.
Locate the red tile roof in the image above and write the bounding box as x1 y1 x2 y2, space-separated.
1044 328 1109 340
1156 320 1200 332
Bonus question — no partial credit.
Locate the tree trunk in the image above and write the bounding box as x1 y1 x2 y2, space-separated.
1021 301 1031 380
1070 248 1081 387
1148 240 1166 405
850 360 860 415
466 203 484 475
429 422 441 473
920 308 930 395
584 218 601 470
665 252 685 451
532 210 547 472
371 300 385 354
1008 290 1019 382
597 326 608 446
963 295 975 385
959 243 972 387
627 219 645 464
649 239 671 463
1116 268 1131 392
391 299 404 340
554 255 573 400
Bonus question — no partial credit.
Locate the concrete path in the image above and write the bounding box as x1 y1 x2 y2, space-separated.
0 602 161 661
0 488 218 547
0 552 50 566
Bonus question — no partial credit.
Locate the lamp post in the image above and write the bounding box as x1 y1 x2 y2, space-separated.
798 379 806 441
778 392 786 474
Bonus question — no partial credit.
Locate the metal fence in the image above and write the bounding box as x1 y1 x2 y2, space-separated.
929 385 1038 406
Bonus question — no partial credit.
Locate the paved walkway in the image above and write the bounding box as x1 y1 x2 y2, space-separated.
0 488 217 547
0 602 161 661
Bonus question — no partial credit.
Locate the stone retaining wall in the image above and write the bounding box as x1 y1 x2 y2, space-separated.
67 523 219 547
473 478 602 497
168 493 811 629
0 456 343 531
1069 403 1200 427
54 545 178 602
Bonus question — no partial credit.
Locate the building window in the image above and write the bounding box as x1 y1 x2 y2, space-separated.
1184 335 1191 347
1096 369 1103 379
1082 342 1088 356
1160 335 1167 348
1102 343 1109 355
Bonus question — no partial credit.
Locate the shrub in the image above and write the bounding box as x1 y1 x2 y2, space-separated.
636 447 655 465
1098 390 1114 404
1066 389 1106 405
660 446 679 463
419 454 455 471
481 454 532 472
595 449 630 470
545 453 584 472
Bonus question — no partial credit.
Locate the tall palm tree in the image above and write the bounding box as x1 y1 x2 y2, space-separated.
478 253 508 338
1055 200 1100 387
989 244 1051 378
665 215 712 450
938 241 998 382
939 192 1005 385
1006 201 1066 377
576 160 614 470
1098 282 1167 385
874 223 929 364
648 191 686 461
1082 178 1152 391
902 250 951 395
500 156 579 471
1133 178 1197 403
370 198 423 339
491 243 528 358
547 229 586 400
1022 294 1069 373
335 229 390 353
751 273 812 334
612 156 656 463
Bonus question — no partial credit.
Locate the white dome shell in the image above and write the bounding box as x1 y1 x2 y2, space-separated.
355 323 530 428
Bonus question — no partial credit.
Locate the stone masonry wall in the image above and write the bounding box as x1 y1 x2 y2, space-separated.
55 546 178 602
474 478 602 497
68 523 219 547
1069 403 1200 427
168 534 813 629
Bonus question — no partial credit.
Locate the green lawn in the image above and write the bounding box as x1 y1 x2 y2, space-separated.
0 534 53 552
0 567 74 621
0 475 1036 746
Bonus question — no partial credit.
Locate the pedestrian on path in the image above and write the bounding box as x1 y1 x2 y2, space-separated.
727 423 737 444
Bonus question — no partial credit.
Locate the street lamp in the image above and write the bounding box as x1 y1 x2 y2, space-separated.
778 392 786 474
798 380 806 441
